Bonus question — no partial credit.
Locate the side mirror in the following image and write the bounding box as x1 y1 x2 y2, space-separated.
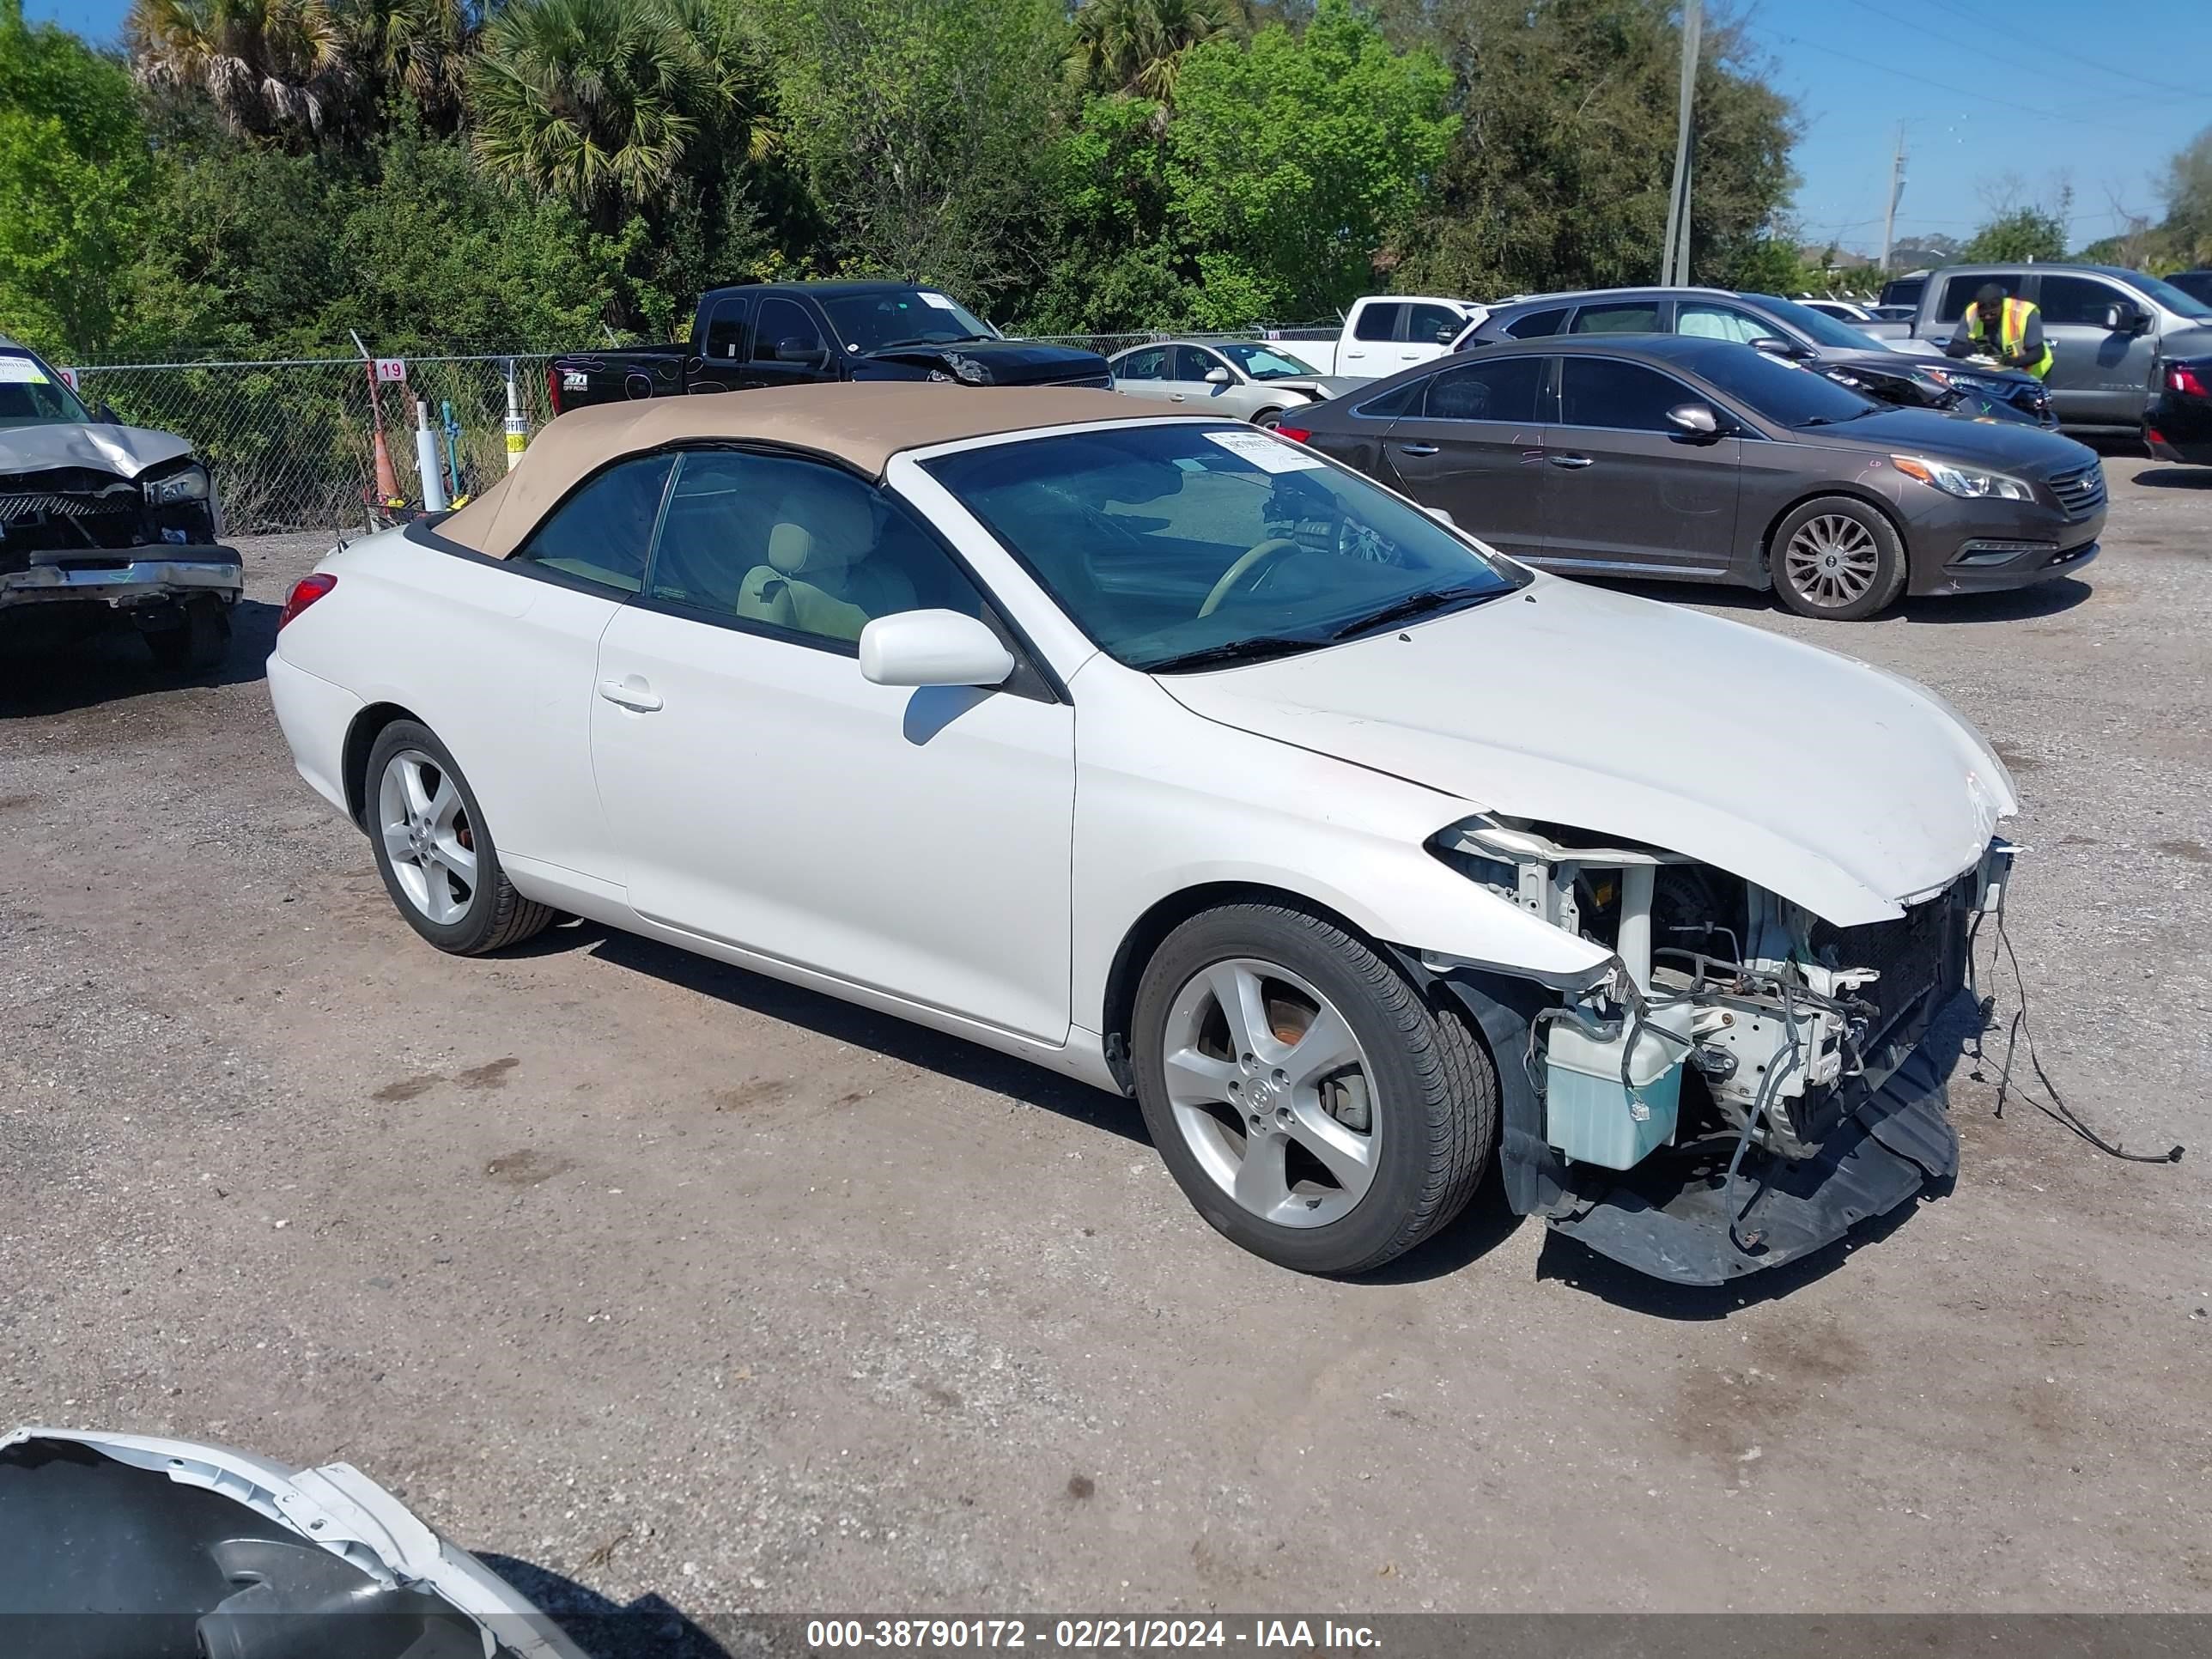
1666 402 1722 439
1435 325 1459 345
94 402 119 424
859 610 1015 690
1749 335 1809 360
1203 365 1232 386
774 336 829 367
2101 302 2148 334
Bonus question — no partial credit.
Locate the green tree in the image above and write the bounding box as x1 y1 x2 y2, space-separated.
752 0 1066 308
0 0 152 355
1382 0 1796 299
2158 125 2212 265
128 0 358 143
1165 0 1455 323
1066 0 1231 102
1961 206 2064 264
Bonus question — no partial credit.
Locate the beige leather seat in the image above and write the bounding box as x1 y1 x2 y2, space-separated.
736 478 915 642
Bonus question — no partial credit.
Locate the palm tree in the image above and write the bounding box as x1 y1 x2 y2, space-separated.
1065 0 1231 105
346 0 483 134
128 0 356 139
465 0 771 226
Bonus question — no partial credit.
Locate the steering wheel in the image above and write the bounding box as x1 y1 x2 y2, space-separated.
1198 538 1303 618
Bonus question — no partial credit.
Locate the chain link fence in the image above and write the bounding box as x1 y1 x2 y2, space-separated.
63 325 1342 538
67 352 558 538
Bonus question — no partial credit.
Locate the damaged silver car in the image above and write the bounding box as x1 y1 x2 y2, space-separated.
0 1425 589 1658
0 337 240 671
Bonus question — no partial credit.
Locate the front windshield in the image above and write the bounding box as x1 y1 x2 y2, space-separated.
1744 292 1893 351
1690 343 1883 428
819 289 997 353
0 350 94 428
2118 271 2212 321
1218 343 1321 380
921 423 1529 672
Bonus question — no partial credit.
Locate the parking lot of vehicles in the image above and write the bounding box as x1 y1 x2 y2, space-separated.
0 335 241 670
4 453 2205 1616
1462 288 2054 427
1106 340 1358 425
1284 334 2104 619
546 282 1109 414
1854 263 2212 441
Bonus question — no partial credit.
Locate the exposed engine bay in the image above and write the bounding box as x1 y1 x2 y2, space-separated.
1433 817 2012 1282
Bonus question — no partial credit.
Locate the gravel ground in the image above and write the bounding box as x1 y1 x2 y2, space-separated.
2 461 2208 1632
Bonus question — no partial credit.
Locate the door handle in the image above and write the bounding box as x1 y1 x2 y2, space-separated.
1547 453 1595 469
598 677 663 712
1398 443 1440 456
1168 392 1187 402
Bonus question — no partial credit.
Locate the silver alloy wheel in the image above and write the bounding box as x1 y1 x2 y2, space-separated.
1782 513 1881 609
1159 957 1379 1228
376 749 477 926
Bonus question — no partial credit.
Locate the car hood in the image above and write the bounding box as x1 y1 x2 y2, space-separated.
1158 577 2014 927
0 421 193 478
868 338 1109 386
1786 404 2094 472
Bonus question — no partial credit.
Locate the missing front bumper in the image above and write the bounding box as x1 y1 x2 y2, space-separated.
1542 1040 1957 1285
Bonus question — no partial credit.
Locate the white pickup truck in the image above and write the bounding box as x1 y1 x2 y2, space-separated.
1281 295 1486 380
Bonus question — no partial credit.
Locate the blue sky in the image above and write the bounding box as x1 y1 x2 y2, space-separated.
33 0 2212 258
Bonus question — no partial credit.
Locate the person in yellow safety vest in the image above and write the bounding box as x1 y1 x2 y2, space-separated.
1946 282 2054 380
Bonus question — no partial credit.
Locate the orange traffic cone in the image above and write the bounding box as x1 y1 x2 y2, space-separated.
371 426 401 502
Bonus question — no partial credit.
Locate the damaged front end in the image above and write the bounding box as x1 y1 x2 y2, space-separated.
1424 819 2013 1284
0 1425 588 1659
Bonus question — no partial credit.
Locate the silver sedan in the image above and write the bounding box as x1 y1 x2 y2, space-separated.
1108 339 1360 426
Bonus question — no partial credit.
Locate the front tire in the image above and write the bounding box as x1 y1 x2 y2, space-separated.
1132 903 1498 1274
363 720 553 955
1251 406 1285 428
1771 495 1907 620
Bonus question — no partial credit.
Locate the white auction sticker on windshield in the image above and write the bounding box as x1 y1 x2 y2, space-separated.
919 291 958 309
1205 428 1323 472
0 356 50 384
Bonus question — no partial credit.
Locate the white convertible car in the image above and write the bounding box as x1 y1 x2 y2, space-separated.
270 386 2014 1284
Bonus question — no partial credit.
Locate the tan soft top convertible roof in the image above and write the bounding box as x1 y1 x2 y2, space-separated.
438 382 1155 561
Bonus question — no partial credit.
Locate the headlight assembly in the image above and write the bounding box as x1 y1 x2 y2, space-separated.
143 462 212 506
1889 453 2033 501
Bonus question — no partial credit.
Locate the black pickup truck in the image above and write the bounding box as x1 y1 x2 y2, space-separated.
547 281 1109 414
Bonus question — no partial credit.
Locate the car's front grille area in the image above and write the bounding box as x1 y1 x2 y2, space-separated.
2045 462 2106 518
1813 888 1964 1050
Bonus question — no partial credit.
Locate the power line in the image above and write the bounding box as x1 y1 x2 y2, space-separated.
1914 0 2209 99
1762 30 2202 142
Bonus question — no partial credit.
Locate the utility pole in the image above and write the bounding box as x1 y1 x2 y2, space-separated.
1879 123 1907 272
1660 0 1702 285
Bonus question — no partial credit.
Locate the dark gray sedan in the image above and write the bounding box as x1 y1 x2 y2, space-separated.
1277 335 2105 619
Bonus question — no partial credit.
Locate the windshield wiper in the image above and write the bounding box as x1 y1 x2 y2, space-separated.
1145 636 1322 673
1327 585 1502 641
1796 406 1881 427
874 332 991 350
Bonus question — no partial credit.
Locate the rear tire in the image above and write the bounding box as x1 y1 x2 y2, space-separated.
363 720 554 956
144 597 231 672
1771 495 1907 621
1132 902 1498 1274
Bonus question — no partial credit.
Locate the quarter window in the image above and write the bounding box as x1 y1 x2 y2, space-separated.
646 452 983 648
1504 307 1569 339
508 454 674 592
1419 356 1546 422
1557 358 1699 433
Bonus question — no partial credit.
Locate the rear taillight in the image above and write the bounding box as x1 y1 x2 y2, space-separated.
545 362 564 415
1273 424 1313 444
2167 362 2209 398
278 572 336 629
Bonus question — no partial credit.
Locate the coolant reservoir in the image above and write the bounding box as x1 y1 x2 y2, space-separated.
1545 1002 1698 1170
